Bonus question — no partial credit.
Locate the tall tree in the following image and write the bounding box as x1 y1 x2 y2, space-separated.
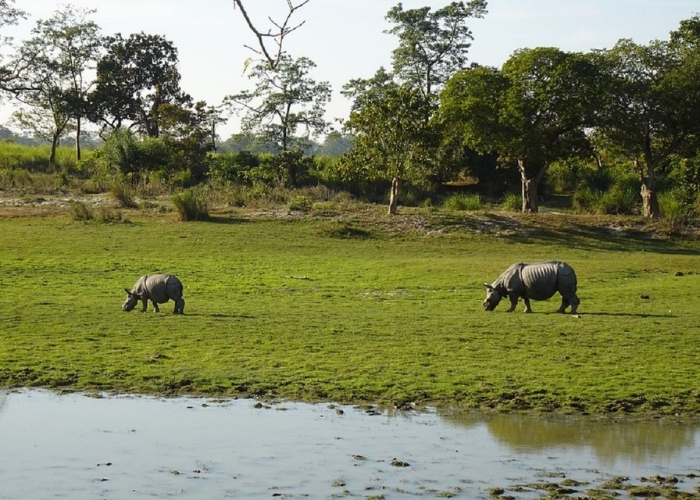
595 36 700 218
385 1 487 101
341 69 438 214
30 5 102 161
223 53 331 152
90 33 191 138
11 6 101 167
439 48 602 212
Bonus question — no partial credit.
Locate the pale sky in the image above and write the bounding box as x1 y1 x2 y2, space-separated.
4 0 700 139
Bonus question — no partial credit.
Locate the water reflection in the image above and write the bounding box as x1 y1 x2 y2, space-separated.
1 390 699 499
441 411 697 465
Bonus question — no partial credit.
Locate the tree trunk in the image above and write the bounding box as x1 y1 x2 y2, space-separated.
518 159 549 213
49 132 59 171
638 156 660 218
388 177 400 215
75 116 82 162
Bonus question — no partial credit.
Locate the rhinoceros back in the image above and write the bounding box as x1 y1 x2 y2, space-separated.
132 274 183 304
521 261 577 301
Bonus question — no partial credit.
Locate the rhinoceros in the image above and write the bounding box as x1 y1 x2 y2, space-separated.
122 274 185 314
483 261 579 313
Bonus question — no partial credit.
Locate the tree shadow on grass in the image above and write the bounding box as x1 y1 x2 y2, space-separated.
475 213 700 256
577 312 676 318
182 313 256 319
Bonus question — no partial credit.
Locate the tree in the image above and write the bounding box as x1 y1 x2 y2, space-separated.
439 48 602 212
223 53 331 152
28 6 102 161
0 0 31 96
231 0 310 69
385 1 487 100
341 70 438 214
595 36 700 218
90 33 191 138
11 6 101 167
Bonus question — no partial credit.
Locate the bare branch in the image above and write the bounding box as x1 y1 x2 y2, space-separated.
231 0 310 69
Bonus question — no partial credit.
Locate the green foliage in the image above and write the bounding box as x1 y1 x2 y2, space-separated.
572 187 639 215
208 151 260 184
108 181 137 209
0 140 86 174
442 193 482 211
287 195 314 213
223 54 331 152
172 188 209 221
91 32 190 137
658 190 695 224
385 0 487 98
1 213 700 415
499 192 521 212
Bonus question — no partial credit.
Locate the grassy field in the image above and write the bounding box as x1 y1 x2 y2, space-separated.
1 202 699 416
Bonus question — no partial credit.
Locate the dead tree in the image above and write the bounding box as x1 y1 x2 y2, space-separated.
232 0 310 69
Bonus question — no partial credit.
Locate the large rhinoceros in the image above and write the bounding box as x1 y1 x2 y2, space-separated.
483 261 579 313
122 274 185 314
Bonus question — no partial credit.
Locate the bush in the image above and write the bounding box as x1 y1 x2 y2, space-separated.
499 192 521 212
595 188 638 215
288 195 314 213
70 201 93 221
572 187 598 214
442 193 482 211
109 182 138 208
172 188 209 221
572 187 638 215
659 191 694 224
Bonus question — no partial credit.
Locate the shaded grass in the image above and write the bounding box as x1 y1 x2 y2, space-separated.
0 210 699 416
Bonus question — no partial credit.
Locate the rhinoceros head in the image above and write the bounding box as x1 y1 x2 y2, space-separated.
482 283 502 311
122 289 139 312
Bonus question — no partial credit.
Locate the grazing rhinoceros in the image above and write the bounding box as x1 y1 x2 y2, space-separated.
483 261 579 314
122 274 185 314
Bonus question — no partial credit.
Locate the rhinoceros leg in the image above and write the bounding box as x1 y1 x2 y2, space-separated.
506 294 518 312
140 298 148 313
557 296 569 313
523 297 533 313
569 295 580 314
152 301 160 313
173 298 185 314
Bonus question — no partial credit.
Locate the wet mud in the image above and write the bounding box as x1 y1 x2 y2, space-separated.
0 390 699 499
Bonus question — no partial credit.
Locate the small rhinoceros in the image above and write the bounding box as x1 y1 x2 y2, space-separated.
483 261 579 314
122 274 185 314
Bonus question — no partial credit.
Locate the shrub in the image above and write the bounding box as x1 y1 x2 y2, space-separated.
95 206 128 224
499 192 521 212
288 195 314 213
70 201 93 221
658 191 693 224
109 182 138 208
172 188 209 221
442 193 482 211
572 187 598 214
595 188 638 215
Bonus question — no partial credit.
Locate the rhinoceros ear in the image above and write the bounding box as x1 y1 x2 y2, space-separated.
483 282 493 290
124 288 133 295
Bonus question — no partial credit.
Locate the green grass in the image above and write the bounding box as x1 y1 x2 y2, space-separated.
1 208 699 416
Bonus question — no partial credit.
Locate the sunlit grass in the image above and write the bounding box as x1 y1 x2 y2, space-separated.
0 209 699 416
